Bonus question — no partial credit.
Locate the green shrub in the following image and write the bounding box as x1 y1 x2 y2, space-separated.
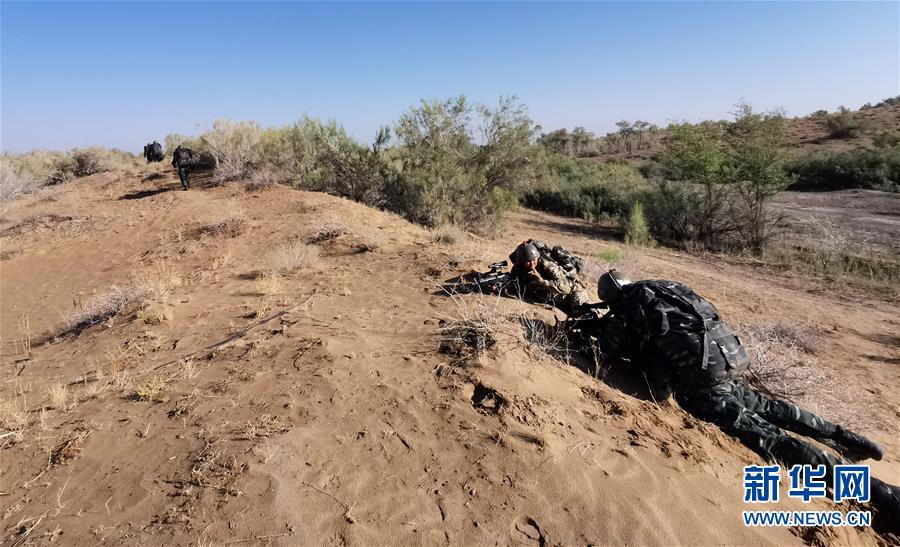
623 202 653 246
874 130 900 149
164 134 205 155
825 107 865 139
389 95 542 229
523 155 649 221
787 148 899 192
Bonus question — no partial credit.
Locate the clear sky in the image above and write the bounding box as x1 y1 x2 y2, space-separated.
1 1 898 153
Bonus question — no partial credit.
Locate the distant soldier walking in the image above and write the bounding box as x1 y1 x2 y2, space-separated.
172 144 194 191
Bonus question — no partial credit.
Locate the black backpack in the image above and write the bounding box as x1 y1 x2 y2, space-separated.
624 280 750 388
150 142 163 161
173 147 193 167
529 239 583 280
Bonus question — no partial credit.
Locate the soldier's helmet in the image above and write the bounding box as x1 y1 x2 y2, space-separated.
598 269 632 303
514 243 540 266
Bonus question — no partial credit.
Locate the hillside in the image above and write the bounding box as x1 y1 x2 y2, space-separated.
1 167 899 545
585 102 900 162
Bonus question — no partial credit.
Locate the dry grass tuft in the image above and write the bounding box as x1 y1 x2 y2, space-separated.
358 232 385 252
50 429 91 466
431 224 465 245
740 322 827 400
133 377 167 402
46 384 72 411
198 215 248 239
133 261 183 298
0 395 29 434
308 220 350 244
245 170 278 192
65 284 156 335
0 213 91 238
439 292 508 357
263 241 320 275
253 273 282 296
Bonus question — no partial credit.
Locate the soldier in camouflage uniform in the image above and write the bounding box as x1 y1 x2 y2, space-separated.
509 241 589 315
589 270 899 529
171 144 194 191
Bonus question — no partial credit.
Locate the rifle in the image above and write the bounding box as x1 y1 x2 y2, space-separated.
448 261 516 295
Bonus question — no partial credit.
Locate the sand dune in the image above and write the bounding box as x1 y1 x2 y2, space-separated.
1 166 897 545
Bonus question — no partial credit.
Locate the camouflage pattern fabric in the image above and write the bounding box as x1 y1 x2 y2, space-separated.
177 167 191 190
512 258 589 315
677 381 842 471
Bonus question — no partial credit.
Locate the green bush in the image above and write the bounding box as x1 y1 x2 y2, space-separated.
389 95 542 229
787 148 900 192
523 155 649 221
164 134 205 155
623 202 653 246
825 107 866 139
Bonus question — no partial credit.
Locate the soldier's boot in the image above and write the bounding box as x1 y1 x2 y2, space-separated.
870 477 900 534
832 426 883 461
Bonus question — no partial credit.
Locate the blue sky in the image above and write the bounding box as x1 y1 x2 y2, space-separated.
1 1 898 153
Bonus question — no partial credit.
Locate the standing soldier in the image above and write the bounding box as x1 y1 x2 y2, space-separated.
171 144 194 191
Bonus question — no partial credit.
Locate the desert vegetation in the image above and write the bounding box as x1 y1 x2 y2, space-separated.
1 147 137 201
4 96 895 289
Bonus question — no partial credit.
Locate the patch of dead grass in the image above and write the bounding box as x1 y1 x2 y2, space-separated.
431 224 465 245
263 241 320 276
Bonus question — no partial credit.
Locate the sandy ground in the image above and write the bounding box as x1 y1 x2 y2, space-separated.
1 166 898 546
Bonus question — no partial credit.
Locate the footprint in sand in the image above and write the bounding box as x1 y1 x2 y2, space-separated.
512 515 546 546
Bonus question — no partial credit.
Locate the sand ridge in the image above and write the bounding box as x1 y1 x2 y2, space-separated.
1 167 897 545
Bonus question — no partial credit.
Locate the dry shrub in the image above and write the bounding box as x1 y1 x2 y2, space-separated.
198 214 248 238
263 241 320 275
50 429 91 465
0 213 91 238
519 314 576 364
132 261 183 298
65 284 156 335
133 377 167 402
190 442 246 495
202 119 262 183
431 224 465 245
245 169 278 192
359 232 384 252
0 395 29 434
740 322 826 400
253 273 281 295
308 220 350 244
739 322 891 434
439 292 509 357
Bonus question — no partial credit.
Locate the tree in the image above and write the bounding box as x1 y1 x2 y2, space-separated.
392 95 540 228
725 102 791 250
571 126 594 156
538 128 571 155
658 102 791 251
616 120 634 155
633 120 650 150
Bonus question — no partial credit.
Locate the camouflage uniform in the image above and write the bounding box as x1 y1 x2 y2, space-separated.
596 279 843 471
172 146 194 190
511 257 589 315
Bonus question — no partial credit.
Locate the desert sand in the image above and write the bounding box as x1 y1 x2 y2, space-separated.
1 165 898 546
